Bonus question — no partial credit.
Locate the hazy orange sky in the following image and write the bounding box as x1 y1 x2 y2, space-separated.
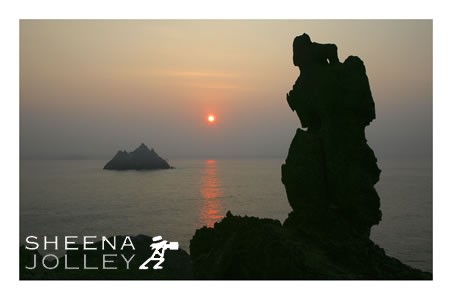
20 20 432 159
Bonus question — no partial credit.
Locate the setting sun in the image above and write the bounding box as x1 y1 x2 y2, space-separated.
207 115 216 123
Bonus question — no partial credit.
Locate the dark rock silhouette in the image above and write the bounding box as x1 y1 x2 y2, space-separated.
104 143 172 170
190 34 432 279
191 212 430 279
20 235 192 279
283 33 381 237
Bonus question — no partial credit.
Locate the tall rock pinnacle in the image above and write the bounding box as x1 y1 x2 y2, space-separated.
282 33 381 237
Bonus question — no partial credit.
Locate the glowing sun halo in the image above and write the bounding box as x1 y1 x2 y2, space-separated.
207 115 216 123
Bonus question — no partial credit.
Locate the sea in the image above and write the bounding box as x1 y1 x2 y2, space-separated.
20 158 432 272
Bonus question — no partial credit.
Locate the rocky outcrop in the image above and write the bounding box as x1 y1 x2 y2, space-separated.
104 143 171 170
190 33 432 279
283 34 381 238
190 212 431 279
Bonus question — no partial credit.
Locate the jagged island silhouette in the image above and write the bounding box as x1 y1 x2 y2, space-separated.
104 143 172 170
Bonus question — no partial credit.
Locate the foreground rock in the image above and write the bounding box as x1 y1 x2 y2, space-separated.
104 143 172 170
191 212 431 279
20 235 192 279
190 34 432 279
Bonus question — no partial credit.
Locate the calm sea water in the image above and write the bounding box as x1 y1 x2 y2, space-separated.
20 158 432 272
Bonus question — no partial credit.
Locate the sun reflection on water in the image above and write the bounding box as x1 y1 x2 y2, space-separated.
199 159 224 227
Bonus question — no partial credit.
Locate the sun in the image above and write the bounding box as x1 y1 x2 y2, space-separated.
207 114 216 123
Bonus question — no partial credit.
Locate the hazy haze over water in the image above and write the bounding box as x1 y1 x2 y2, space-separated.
20 20 432 161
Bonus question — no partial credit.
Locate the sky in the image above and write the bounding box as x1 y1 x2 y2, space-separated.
20 20 432 160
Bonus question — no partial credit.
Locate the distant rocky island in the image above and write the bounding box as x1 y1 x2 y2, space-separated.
104 143 172 170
